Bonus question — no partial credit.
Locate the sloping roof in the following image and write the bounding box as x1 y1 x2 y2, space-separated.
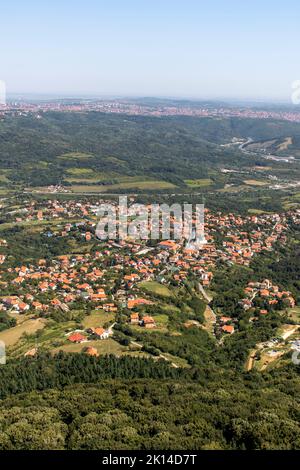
68 333 86 343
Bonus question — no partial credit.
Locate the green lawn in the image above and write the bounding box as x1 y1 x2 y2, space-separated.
285 306 300 323
160 304 180 314
8 318 82 356
184 178 212 187
139 281 173 297
0 174 10 183
248 209 268 214
153 314 169 326
58 152 94 160
53 338 125 355
66 168 95 175
0 318 46 349
82 311 114 328
244 179 268 186
70 180 175 192
65 168 115 183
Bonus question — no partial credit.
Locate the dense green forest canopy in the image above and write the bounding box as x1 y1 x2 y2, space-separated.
1 112 300 186
0 353 299 450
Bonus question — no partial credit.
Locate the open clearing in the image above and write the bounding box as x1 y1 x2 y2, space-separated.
184 178 212 187
277 137 293 152
246 323 300 371
58 152 94 160
247 208 274 215
82 311 114 328
66 168 95 175
139 281 173 297
0 174 10 183
258 350 285 371
244 179 268 186
202 305 216 336
286 306 300 323
70 180 175 192
0 318 46 347
218 184 247 193
53 338 125 355
153 314 169 325
278 324 299 340
65 169 115 183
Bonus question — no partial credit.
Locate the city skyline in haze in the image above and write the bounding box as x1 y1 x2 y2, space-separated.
1 1 300 102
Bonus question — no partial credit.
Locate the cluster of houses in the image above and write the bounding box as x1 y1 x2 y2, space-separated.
67 326 111 344
5 199 91 225
0 199 299 340
240 279 296 314
130 312 156 328
219 316 235 334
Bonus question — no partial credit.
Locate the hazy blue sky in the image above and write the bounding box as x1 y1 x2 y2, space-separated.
1 0 299 100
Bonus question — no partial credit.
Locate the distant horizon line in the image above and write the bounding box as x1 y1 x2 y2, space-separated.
4 92 297 106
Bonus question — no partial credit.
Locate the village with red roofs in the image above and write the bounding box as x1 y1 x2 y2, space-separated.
0 195 299 371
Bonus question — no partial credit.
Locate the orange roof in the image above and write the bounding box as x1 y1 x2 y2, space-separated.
143 316 155 324
222 325 234 334
124 273 139 280
127 298 153 309
220 316 231 323
77 283 91 290
260 289 270 297
91 292 107 300
68 333 86 343
85 346 98 357
93 327 105 336
32 301 43 309
19 302 29 310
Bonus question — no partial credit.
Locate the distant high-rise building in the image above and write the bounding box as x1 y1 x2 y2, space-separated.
0 80 6 106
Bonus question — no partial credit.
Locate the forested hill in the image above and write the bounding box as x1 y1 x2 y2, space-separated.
1 112 300 186
0 353 299 450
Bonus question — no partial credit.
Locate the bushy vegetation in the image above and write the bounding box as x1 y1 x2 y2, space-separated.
0 353 299 450
2 112 300 188
0 312 16 332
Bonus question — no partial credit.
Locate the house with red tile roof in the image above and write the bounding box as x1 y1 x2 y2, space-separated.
142 316 156 328
221 325 234 334
84 346 98 356
130 312 139 324
68 333 86 343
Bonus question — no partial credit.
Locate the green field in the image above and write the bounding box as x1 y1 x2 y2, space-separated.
58 152 94 160
0 318 46 349
184 178 212 187
0 218 72 232
160 303 180 314
286 306 300 323
65 168 116 183
244 179 269 186
23 161 49 170
7 319 79 358
139 281 173 297
53 338 125 355
153 314 169 326
82 311 114 328
66 168 95 175
248 208 269 214
0 174 10 183
283 192 300 209
70 180 175 192
65 172 172 186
